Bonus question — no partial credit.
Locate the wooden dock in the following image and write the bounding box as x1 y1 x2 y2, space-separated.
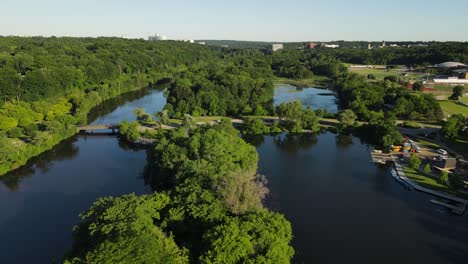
371 152 393 164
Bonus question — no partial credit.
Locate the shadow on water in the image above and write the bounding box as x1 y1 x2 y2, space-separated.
1 136 80 191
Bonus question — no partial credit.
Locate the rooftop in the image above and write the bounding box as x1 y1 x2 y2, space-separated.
435 62 468 68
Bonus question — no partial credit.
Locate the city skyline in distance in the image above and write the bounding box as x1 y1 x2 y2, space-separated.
1 0 468 42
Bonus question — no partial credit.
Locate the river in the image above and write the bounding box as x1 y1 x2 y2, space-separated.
0 85 467 263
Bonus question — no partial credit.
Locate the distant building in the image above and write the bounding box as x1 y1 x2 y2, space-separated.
272 43 284 52
322 44 339 48
148 34 167 41
198 42 206 45
434 62 468 69
306 42 317 49
380 40 386 48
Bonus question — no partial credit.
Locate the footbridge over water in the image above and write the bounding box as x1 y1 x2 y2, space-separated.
77 124 118 133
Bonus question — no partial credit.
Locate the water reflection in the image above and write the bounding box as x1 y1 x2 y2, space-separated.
1 136 80 191
89 85 167 125
273 133 318 152
255 132 468 264
335 134 353 150
274 85 338 113
0 86 167 264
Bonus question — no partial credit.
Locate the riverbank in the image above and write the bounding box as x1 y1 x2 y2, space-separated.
393 159 468 213
0 77 168 177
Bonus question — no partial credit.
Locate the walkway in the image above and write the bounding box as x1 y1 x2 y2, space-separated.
393 158 468 205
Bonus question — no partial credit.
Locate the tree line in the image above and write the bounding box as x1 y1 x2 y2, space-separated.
0 36 218 176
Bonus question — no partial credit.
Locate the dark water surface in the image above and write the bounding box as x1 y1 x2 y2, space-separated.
0 87 166 263
1 85 467 263
246 133 468 264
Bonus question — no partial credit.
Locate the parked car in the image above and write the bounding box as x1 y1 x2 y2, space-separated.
437 149 448 155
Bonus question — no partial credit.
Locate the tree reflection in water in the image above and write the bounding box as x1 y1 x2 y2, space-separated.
0 136 80 191
273 133 318 152
335 134 353 150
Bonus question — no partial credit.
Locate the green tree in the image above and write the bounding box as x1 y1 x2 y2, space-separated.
338 109 357 129
133 108 153 123
0 116 18 131
440 171 449 185
200 211 294 264
408 154 422 169
440 114 464 140
243 117 269 135
412 81 424 92
301 107 320 132
118 121 140 141
449 86 464 101
64 194 189 264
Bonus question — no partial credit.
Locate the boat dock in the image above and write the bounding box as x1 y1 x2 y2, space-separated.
371 152 393 164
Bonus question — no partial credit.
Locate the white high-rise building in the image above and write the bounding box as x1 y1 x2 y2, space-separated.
148 34 167 41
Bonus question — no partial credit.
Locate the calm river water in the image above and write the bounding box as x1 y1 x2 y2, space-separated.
0 85 467 263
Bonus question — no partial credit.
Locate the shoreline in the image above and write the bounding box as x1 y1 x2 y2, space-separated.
0 80 166 178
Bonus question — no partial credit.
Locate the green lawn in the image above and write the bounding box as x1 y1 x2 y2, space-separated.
439 100 468 116
347 65 423 81
403 167 468 199
414 138 440 150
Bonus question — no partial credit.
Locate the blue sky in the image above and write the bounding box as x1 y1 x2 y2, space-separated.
1 0 467 41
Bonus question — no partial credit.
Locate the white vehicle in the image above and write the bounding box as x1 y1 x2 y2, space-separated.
437 149 448 155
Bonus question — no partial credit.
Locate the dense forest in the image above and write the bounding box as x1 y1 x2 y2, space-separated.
0 37 218 175
65 122 294 263
314 42 468 66
2 37 463 176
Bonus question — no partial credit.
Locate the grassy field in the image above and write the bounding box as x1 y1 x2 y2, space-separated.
347 65 424 81
403 167 468 199
274 76 332 88
439 100 468 116
414 138 441 149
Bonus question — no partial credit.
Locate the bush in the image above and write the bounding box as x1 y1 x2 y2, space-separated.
440 171 449 185
423 163 431 174
401 121 421 129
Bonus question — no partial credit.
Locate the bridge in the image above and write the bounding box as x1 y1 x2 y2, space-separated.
77 124 118 133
